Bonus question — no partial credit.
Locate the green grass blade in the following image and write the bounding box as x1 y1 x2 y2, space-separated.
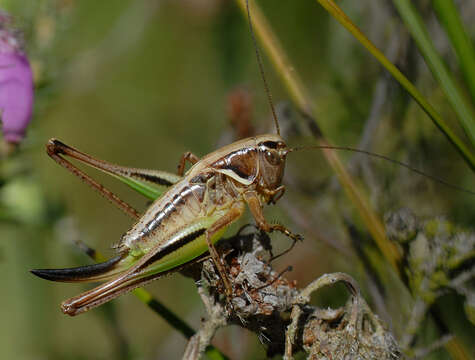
235 0 402 274
237 1 472 357
311 2 474 357
314 0 475 171
90 248 229 360
433 0 475 105
392 0 475 147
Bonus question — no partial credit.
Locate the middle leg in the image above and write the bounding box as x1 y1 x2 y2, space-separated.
205 204 245 297
177 152 200 176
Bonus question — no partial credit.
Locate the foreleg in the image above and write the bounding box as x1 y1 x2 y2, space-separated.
244 190 303 243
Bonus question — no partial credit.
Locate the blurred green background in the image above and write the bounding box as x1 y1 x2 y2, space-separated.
0 0 474 359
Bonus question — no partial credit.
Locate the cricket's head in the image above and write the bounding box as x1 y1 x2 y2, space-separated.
255 134 289 191
211 134 289 192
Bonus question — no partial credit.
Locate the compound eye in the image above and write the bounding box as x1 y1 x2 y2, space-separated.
265 150 281 166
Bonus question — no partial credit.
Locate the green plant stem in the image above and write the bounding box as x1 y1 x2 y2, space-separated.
313 1 473 358
313 0 475 171
85 247 229 360
393 0 475 147
235 0 402 276
432 0 475 104
132 288 196 338
237 0 472 358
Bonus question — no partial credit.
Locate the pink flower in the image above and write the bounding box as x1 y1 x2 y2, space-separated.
0 15 34 145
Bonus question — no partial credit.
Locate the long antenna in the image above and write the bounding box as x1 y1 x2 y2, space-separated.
243 2 473 197
245 0 280 135
290 145 475 196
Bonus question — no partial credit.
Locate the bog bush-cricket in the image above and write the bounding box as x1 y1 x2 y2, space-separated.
29 1 474 358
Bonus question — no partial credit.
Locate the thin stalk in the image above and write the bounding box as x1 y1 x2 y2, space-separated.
314 0 475 171
313 1 473 358
85 246 229 360
393 0 475 148
236 1 471 358
235 0 402 274
433 0 475 104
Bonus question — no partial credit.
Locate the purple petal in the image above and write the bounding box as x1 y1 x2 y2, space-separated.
0 51 34 143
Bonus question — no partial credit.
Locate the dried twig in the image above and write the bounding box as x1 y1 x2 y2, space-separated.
182 230 401 360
